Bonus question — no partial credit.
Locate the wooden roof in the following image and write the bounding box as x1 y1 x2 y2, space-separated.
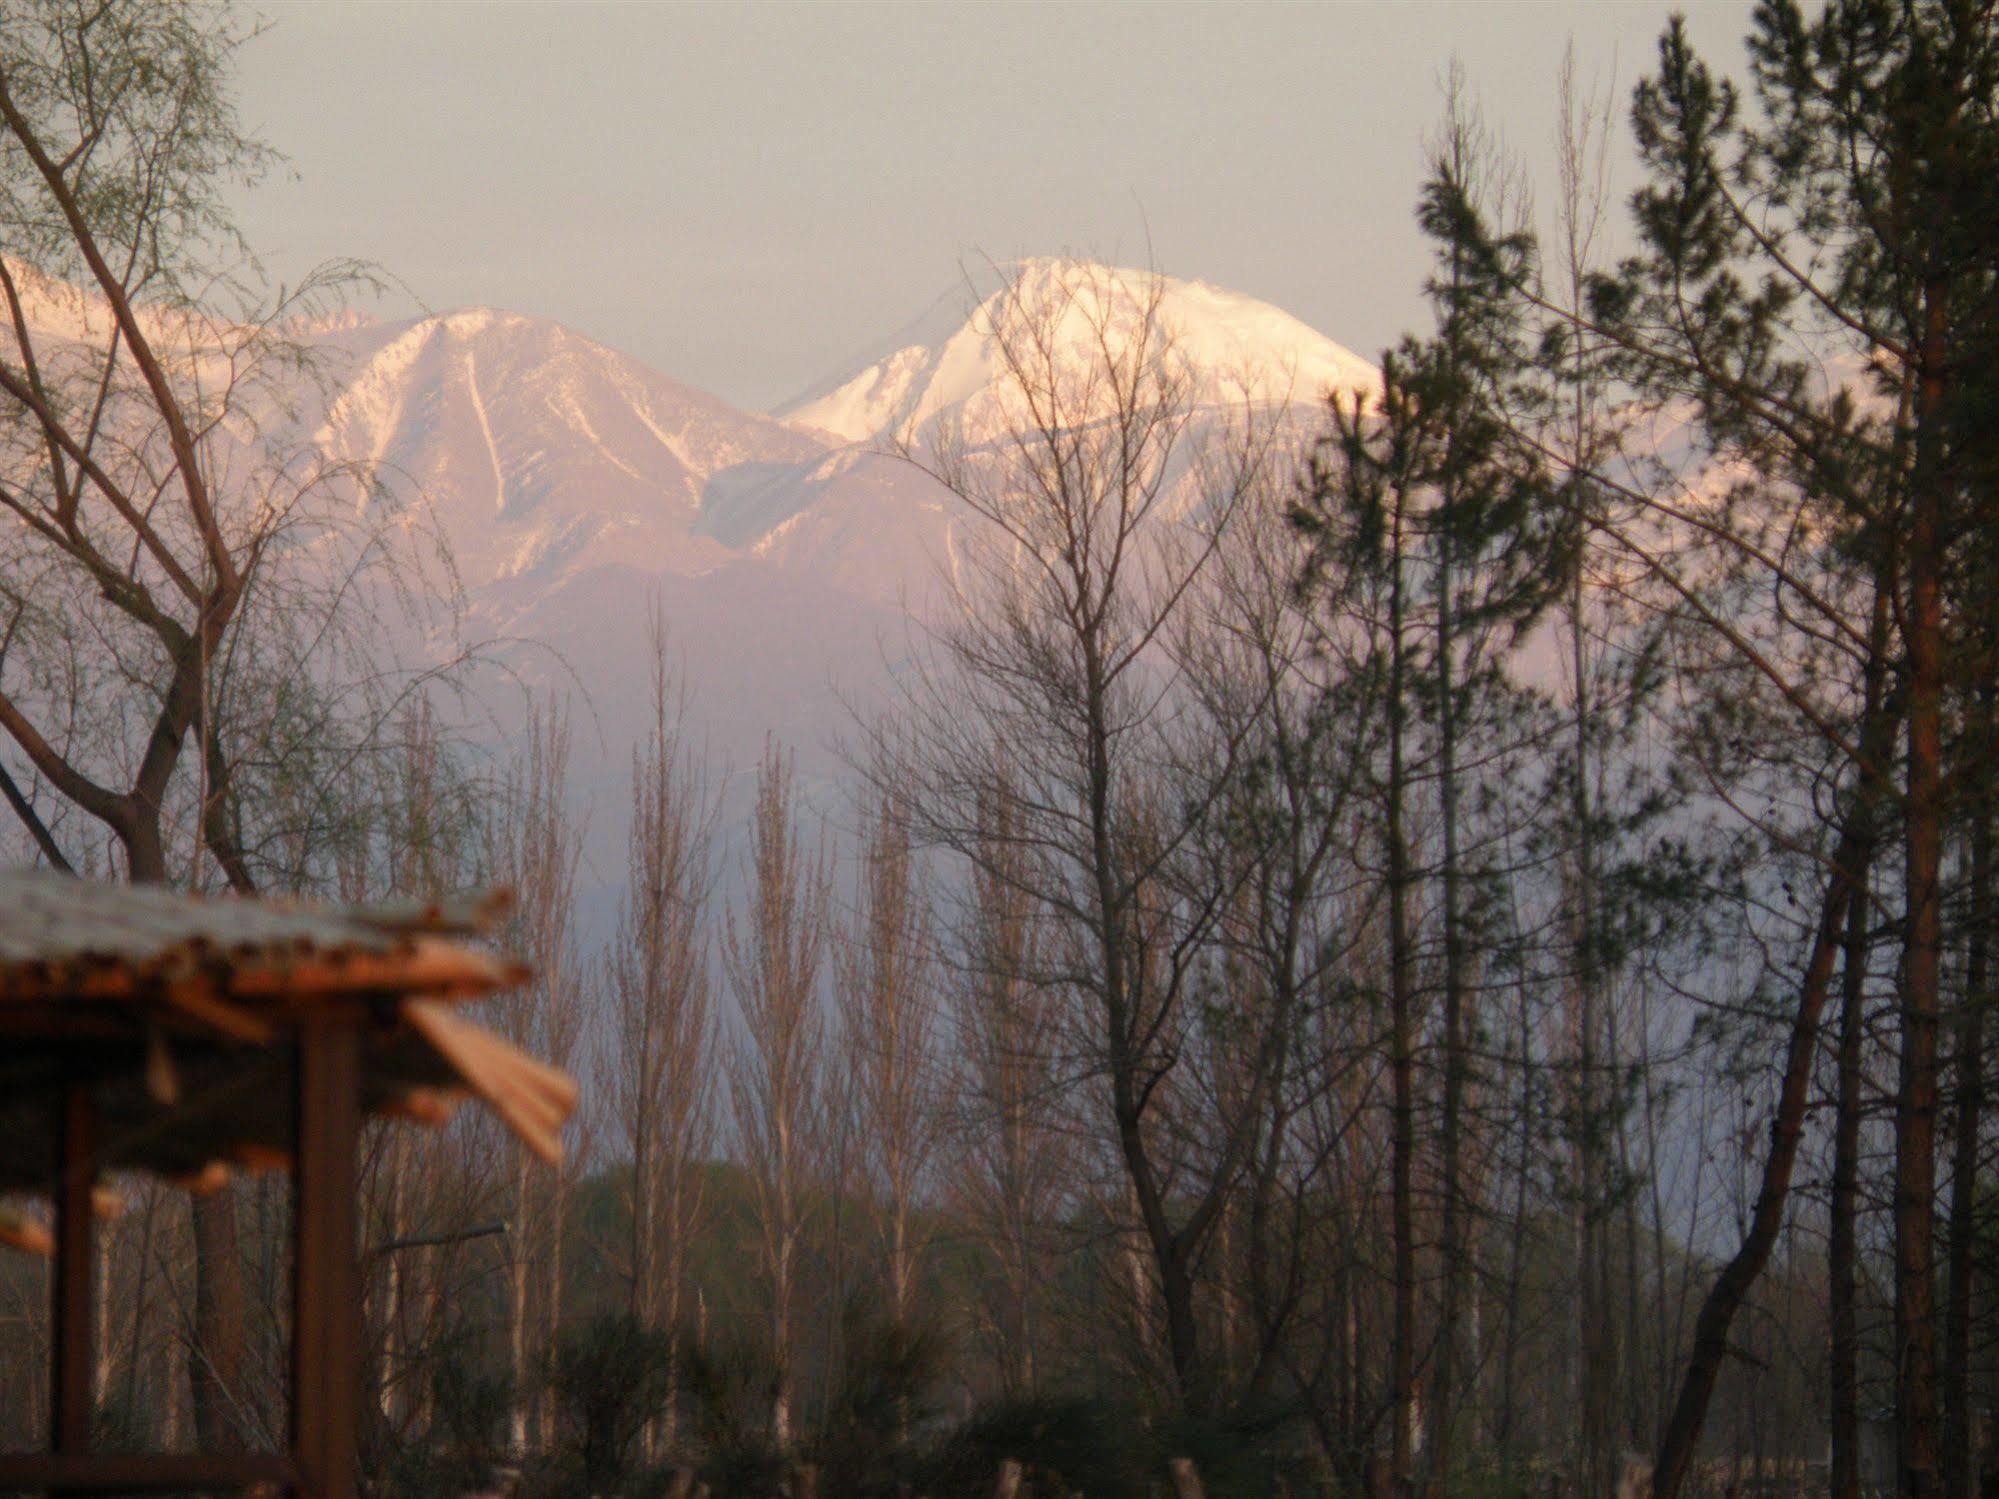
0 872 520 1002
0 870 575 1226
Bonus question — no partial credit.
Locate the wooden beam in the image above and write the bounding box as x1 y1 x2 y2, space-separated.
400 999 573 1162
0 935 521 1008
50 1073 94 1458
225 938 525 1002
0 1452 297 1490
291 1017 360 1499
157 982 275 1044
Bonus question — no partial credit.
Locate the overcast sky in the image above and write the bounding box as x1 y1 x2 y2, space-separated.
230 1 1752 412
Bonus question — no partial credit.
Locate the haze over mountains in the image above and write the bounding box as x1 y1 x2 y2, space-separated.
309 259 1376 610
289 259 1378 893
6 256 1374 895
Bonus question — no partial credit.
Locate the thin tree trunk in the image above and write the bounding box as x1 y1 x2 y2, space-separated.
1497 971 1533 1474
1830 839 1875 1499
1429 502 1468 1496
1896 283 1950 1499
1942 678 1992 1499
1830 580 1893 1499
542 1169 565 1453
663 1232 684 1448
1650 640 1896 1499
773 1206 793 1450
1567 481 1618 1499
121 1187 160 1435
135 823 247 1454
509 1153 532 1458
1385 496 1418 1499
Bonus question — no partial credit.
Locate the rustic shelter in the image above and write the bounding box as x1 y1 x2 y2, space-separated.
0 868 574 1498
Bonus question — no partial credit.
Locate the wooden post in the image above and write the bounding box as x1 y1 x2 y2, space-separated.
51 1074 95 1460
292 1018 361 1499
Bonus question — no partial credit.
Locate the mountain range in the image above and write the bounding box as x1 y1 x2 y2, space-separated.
301 258 1378 896
8 257 1379 899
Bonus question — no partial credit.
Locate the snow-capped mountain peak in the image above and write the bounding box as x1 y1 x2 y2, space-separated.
6 254 1381 908
309 306 829 591
777 257 1378 448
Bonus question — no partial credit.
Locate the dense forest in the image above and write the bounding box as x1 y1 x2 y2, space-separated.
2 2 1998 1498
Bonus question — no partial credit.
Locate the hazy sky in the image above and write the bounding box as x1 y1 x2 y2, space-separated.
231 1 1753 412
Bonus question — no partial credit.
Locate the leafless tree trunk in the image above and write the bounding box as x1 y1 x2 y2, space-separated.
1831 592 1892 1499
492 702 585 1457
1944 675 1994 1499
950 781 1068 1399
726 742 830 1453
1894 277 1952 1499
867 257 1283 1417
840 774 937 1344
1546 48 1627 1498
1189 455 1379 1416
1380 471 1420 1499
609 616 717 1452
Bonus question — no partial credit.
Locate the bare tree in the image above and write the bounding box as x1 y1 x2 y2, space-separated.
0 1 457 1448
866 258 1297 1416
839 774 938 1337
491 702 586 1456
725 741 831 1453
1182 444 1382 1414
948 780 1071 1399
608 616 717 1448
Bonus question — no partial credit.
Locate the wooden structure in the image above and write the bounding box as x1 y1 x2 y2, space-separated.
0 869 575 1498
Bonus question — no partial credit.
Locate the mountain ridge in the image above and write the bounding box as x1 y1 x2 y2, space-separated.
776 257 1379 449
8 257 1376 897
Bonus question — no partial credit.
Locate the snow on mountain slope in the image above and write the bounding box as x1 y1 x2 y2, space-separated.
289 304 930 897
777 258 1379 449
285 265 1374 899
707 259 1380 609
309 308 830 595
8 258 1374 905
291 263 1376 623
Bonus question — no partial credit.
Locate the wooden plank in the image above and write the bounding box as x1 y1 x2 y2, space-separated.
0 942 518 1007
0 1451 297 1490
400 999 573 1162
50 1074 93 1457
339 888 513 935
0 867 523 1008
227 939 523 1001
157 983 275 1044
292 1018 360 1499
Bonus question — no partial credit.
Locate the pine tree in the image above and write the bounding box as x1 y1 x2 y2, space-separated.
1581 6 1999 1493
1295 86 1562 1490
